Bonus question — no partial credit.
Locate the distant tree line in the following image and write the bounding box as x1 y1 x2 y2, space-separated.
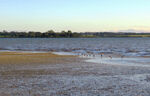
0 30 150 38
0 30 81 38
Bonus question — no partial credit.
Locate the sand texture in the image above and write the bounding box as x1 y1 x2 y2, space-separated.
0 52 150 96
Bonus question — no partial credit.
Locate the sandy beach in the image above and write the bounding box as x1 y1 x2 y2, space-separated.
1 52 150 96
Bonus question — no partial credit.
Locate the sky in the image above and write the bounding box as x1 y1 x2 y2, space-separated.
0 0 150 32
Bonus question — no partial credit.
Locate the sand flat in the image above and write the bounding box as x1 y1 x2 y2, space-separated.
0 52 75 65
1 52 150 96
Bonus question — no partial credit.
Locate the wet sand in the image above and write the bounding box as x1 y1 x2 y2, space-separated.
1 52 150 96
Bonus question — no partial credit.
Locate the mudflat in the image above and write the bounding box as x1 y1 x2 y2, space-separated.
1 52 150 96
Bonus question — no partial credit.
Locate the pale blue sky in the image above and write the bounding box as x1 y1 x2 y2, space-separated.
0 0 150 32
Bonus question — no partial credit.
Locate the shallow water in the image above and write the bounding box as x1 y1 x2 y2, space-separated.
86 57 150 67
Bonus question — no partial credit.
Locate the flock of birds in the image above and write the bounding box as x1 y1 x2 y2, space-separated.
78 53 125 59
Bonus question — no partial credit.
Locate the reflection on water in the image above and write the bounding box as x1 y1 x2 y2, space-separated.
86 56 150 67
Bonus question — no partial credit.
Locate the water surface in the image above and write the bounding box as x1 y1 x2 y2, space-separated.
0 38 150 56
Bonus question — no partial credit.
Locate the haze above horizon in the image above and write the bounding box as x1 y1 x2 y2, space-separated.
0 0 150 32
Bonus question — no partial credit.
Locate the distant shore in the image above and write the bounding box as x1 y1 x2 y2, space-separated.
1 30 150 38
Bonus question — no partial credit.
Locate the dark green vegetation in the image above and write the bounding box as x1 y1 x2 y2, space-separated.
1 30 150 38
